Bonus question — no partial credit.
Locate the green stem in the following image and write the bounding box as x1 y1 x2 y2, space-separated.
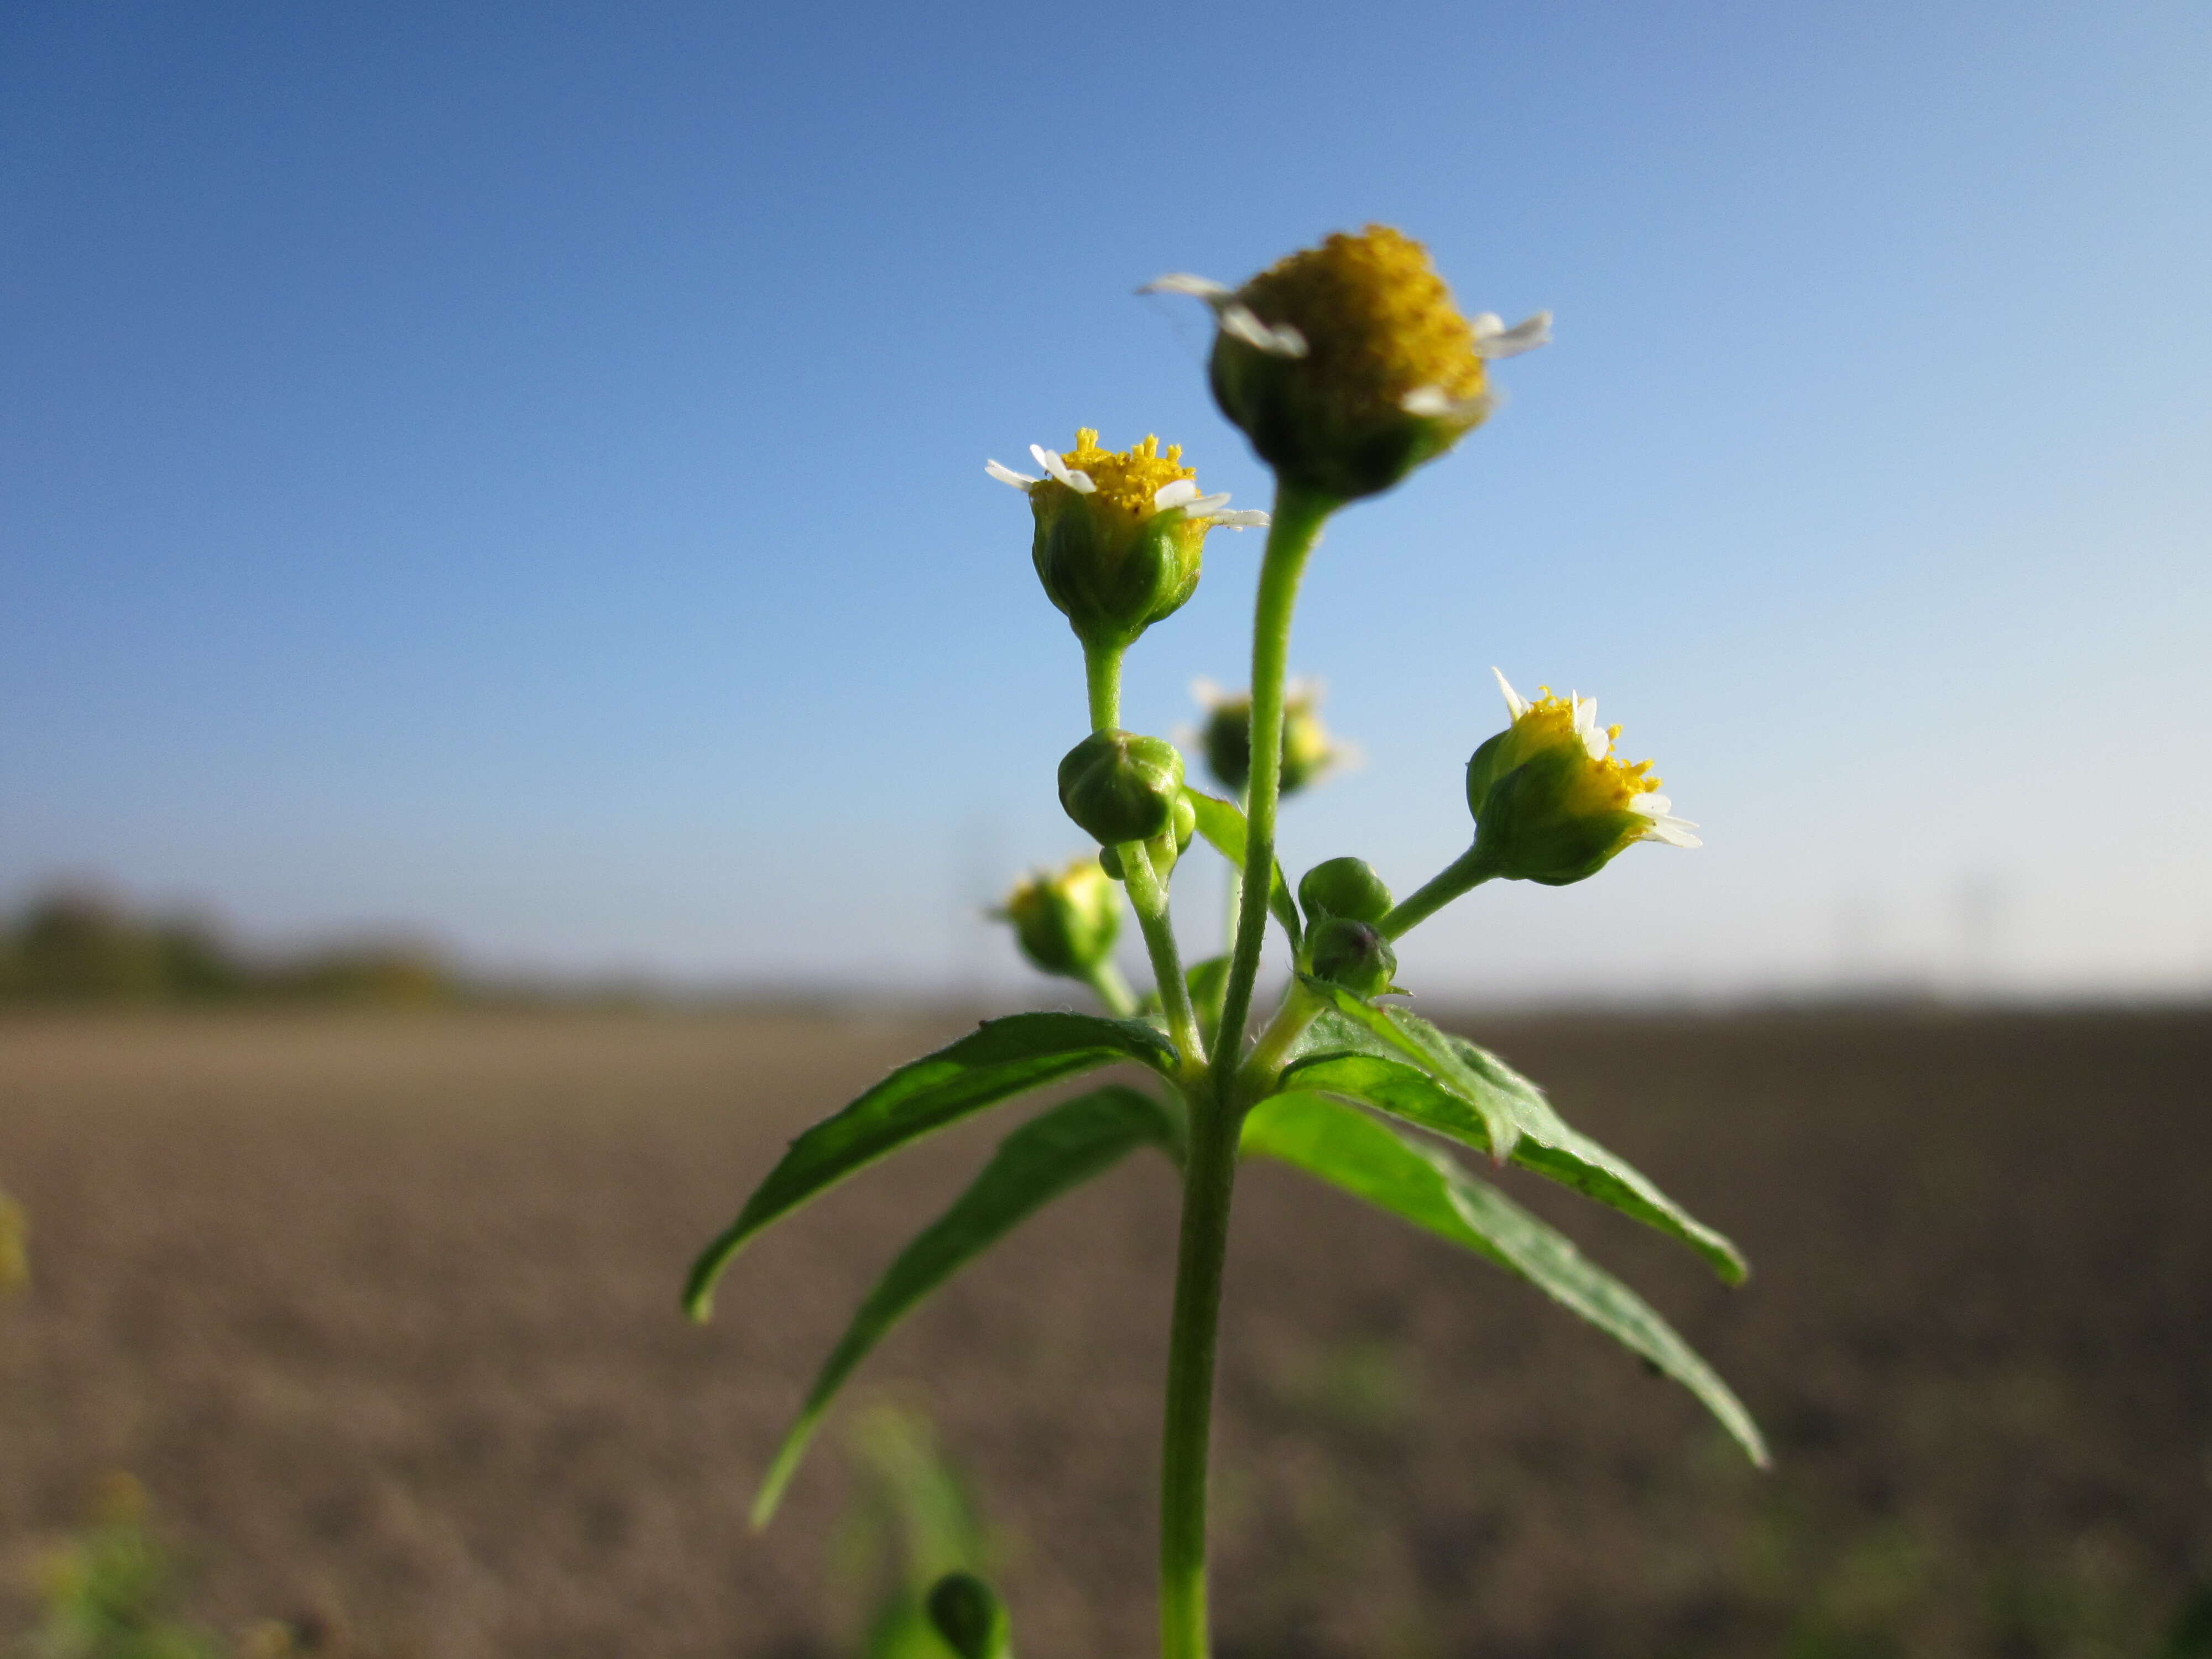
1121 841 1206 1077
1234 977 1327 1100
1083 959 1138 1018
1156 1074 1239 1659
1211 484 1333 1079
1379 843 1495 940
1084 640 1124 732
1159 481 1335 1659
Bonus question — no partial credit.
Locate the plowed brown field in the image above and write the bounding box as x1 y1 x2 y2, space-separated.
3 1007 2207 1658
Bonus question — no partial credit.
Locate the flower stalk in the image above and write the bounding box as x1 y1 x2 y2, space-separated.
1158 480 1335 1659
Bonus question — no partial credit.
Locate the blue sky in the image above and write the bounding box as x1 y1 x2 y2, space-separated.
4 0 2208 999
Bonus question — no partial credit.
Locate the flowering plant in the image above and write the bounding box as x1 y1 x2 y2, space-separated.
687 226 1763 1659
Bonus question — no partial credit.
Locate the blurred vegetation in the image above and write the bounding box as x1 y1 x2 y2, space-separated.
0 892 455 1009
831 1406 1001 1659
13 1475 221 1659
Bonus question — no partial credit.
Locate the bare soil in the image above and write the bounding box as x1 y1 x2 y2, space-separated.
2 1005 2206 1658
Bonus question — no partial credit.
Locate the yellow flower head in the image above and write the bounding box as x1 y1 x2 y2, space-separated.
986 429 1267 652
1145 226 1549 503
994 855 1123 980
1467 669 1698 887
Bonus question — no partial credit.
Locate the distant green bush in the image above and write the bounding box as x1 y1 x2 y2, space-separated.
0 891 455 1009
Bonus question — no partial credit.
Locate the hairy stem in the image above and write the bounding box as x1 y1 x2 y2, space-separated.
1159 482 1334 1659
1380 843 1495 940
1121 841 1205 1077
1084 639 1124 732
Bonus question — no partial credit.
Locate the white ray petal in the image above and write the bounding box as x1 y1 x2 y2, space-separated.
985 459 1039 489
1472 310 1553 359
1139 272 1233 300
1179 491 1234 518
1574 696 1598 734
1640 813 1702 848
1219 302 1308 358
1401 385 1498 422
1151 478 1202 512
1631 793 1673 817
1491 667 1528 718
1202 508 1271 529
1031 444 1097 493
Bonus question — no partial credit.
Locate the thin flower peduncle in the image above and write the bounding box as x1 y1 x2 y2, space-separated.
1079 957 1139 1018
1084 639 1124 732
1211 483 1336 1078
1119 840 1207 1082
1157 478 1335 1659
1379 843 1496 940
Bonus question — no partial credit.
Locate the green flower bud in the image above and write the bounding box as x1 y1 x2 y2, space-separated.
1058 728 1185 847
984 429 1267 653
1468 670 1701 888
926 1572 1011 1659
1304 916 1399 998
993 857 1122 979
1145 227 1549 504
1298 856 1393 926
1098 790 1196 883
1193 679 1341 796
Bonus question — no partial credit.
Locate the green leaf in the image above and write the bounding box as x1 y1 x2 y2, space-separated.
751 1084 1172 1524
1182 788 1301 948
685 1014 1177 1319
1242 1090 1768 1466
1295 981 1522 1163
1282 1042 1747 1285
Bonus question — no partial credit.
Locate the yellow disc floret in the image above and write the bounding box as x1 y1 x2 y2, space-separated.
1058 429 1196 521
1239 226 1486 424
1505 689 1661 808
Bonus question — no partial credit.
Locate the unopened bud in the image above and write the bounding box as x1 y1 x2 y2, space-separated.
1194 680 1341 796
926 1572 1011 1659
1097 790 1196 883
1298 857 1393 926
1304 916 1399 998
1058 729 1185 847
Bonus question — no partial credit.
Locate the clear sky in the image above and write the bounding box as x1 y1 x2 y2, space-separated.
5 1 2208 1001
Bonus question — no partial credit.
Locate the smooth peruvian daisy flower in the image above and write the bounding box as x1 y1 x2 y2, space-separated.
1466 668 1698 886
987 429 1266 651
1144 226 1550 503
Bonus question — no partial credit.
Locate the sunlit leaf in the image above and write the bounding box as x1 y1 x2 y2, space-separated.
686 1014 1176 1319
1182 789 1301 948
1242 1089 1768 1466
751 1084 1172 1524
1295 982 1521 1163
1282 1042 1747 1284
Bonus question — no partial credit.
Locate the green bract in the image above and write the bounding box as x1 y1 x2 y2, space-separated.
1098 790 1196 883
1302 915 1399 997
1057 729 1185 847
